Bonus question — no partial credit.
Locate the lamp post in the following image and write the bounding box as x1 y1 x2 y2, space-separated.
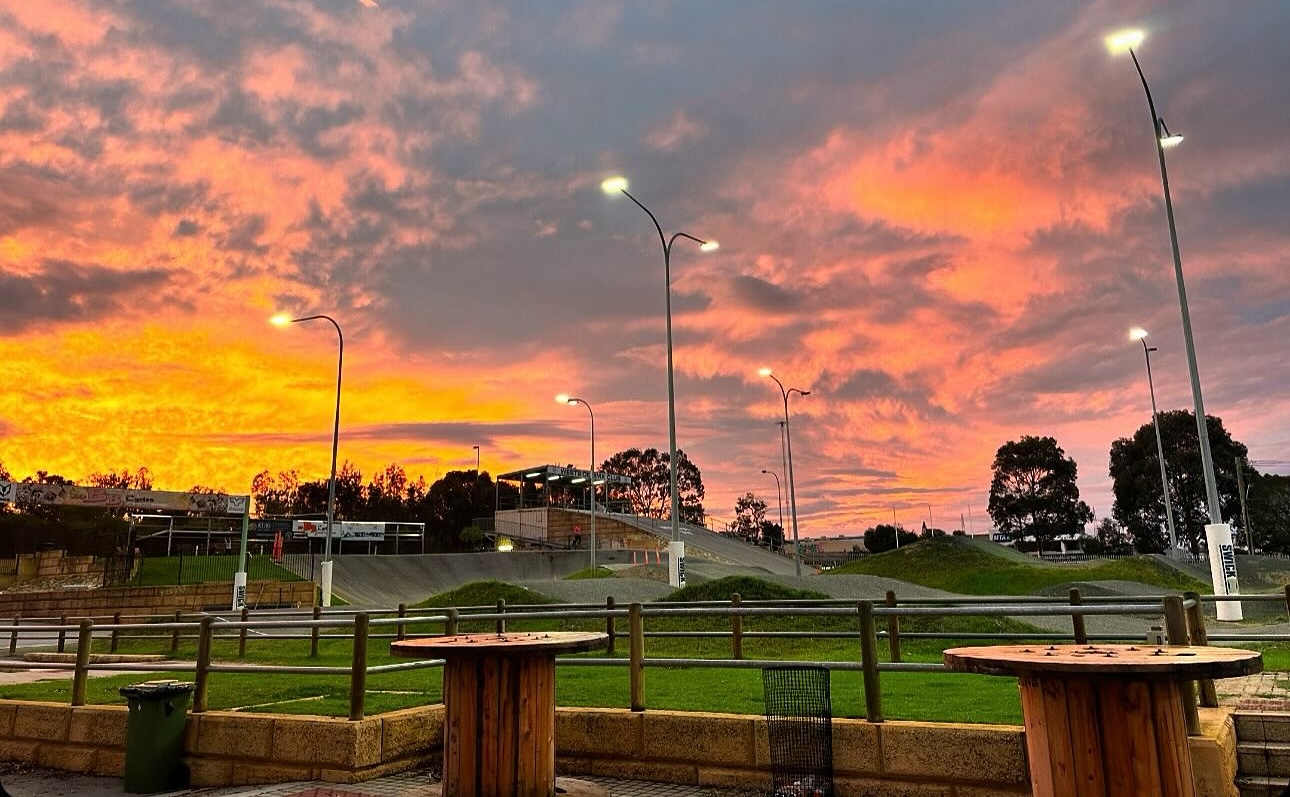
1109 29 1240 619
271 312 343 608
602 176 717 588
761 469 784 550
759 368 809 577
1130 328 1179 556
473 445 480 475
558 394 597 571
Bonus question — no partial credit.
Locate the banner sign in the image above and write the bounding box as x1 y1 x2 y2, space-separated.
0 481 249 515
293 520 386 541
249 518 295 540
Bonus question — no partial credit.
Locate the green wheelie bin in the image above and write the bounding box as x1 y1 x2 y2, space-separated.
119 680 195 793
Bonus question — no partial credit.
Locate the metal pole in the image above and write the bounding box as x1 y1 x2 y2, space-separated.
761 469 783 546
1236 457 1252 552
764 373 807 577
1130 49 1223 525
1142 339 1179 554
474 445 480 475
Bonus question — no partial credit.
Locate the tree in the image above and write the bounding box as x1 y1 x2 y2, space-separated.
1248 473 1290 554
732 493 768 541
1093 517 1134 556
988 436 1093 547
863 524 917 554
1109 411 1247 557
760 520 784 551
87 468 153 491
0 458 11 514
601 447 705 522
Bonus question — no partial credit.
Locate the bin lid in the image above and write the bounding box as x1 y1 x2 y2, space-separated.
119 679 196 698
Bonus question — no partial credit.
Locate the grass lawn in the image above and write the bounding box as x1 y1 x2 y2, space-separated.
133 554 302 587
831 537 1209 595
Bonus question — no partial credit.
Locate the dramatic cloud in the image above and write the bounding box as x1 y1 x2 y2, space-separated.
1 0 1287 536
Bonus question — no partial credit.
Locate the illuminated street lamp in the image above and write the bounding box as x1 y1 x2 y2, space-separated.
759 367 809 577
557 394 597 571
1130 328 1179 556
271 312 343 607
602 176 716 587
761 469 784 548
1109 29 1240 619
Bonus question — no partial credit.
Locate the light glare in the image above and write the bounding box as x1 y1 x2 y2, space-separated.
270 313 292 327
758 367 773 377
555 393 570 404
1129 327 1149 341
1160 132 1184 149
699 240 719 252
1105 29 1145 54
601 176 628 195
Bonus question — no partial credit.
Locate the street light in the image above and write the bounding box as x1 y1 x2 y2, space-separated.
761 469 784 549
759 367 809 576
557 394 597 571
602 176 716 588
472 445 480 476
1130 328 1179 556
271 312 343 608
1109 29 1240 619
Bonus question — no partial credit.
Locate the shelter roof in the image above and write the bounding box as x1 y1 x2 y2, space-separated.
495 464 630 486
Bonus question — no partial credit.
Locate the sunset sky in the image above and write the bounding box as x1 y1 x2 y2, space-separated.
1 1 1288 537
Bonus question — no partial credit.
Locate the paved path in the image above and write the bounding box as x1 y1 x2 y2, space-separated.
1217 670 1290 712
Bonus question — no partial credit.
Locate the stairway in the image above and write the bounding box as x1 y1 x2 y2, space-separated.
1235 711 1290 796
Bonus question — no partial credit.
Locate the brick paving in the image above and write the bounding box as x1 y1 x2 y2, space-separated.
1217 671 1290 711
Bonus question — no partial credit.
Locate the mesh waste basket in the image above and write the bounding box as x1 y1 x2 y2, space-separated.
762 665 834 797
119 680 194 793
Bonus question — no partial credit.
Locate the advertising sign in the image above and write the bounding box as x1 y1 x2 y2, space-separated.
293 520 386 541
249 519 294 540
0 480 248 514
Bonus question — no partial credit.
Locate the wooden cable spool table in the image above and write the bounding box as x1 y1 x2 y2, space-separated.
944 644 1261 797
392 631 608 797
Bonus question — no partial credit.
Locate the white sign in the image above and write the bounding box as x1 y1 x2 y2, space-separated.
294 520 386 541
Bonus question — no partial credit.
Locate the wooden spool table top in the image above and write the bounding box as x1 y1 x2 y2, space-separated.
391 631 608 659
944 644 1262 679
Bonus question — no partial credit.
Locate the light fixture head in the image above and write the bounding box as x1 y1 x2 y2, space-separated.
1129 327 1149 341
270 313 293 327
1105 28 1145 54
758 367 773 377
1159 132 1184 149
600 176 629 195
699 240 719 252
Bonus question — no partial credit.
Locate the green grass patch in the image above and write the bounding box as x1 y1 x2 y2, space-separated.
831 536 1209 595
661 576 831 602
133 554 302 587
565 567 616 580
413 580 559 609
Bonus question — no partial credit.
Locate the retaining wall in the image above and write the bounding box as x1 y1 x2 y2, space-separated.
0 580 315 618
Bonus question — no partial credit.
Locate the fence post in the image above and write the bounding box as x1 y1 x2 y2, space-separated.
445 608 459 637
171 610 183 653
193 617 213 713
1184 591 1219 708
629 603 645 712
1163 595 1200 736
396 603 407 641
1069 588 1087 645
8 616 18 657
310 605 322 658
731 593 744 660
885 590 902 663
496 599 506 635
57 614 67 654
238 607 249 659
605 597 616 656
1284 584 1290 620
71 620 93 707
858 601 883 723
177 551 183 586
349 613 370 721
109 612 121 653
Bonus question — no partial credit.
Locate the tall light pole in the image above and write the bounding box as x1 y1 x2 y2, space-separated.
271 312 343 608
759 368 809 577
558 394 597 571
761 469 784 549
473 445 480 476
602 176 717 587
1108 29 1240 619
1130 328 1179 555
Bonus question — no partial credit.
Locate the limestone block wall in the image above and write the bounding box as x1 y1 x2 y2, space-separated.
0 580 315 618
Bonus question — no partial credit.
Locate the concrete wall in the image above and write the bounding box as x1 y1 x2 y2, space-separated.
0 702 1241 795
0 580 315 618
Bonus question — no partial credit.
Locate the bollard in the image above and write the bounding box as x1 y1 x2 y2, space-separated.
858 601 883 723
350 613 370 721
629 603 645 712
194 617 214 713
1185 591 1219 708
57 614 67 654
238 607 249 659
171 610 183 653
885 591 902 663
71 620 93 707
496 599 506 635
310 605 322 658
731 593 744 660
445 608 459 637
8 616 18 657
1069 588 1087 645
605 596 616 656
109 612 121 653
396 603 407 641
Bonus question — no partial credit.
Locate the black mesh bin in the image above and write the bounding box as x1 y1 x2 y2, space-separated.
762 665 834 797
